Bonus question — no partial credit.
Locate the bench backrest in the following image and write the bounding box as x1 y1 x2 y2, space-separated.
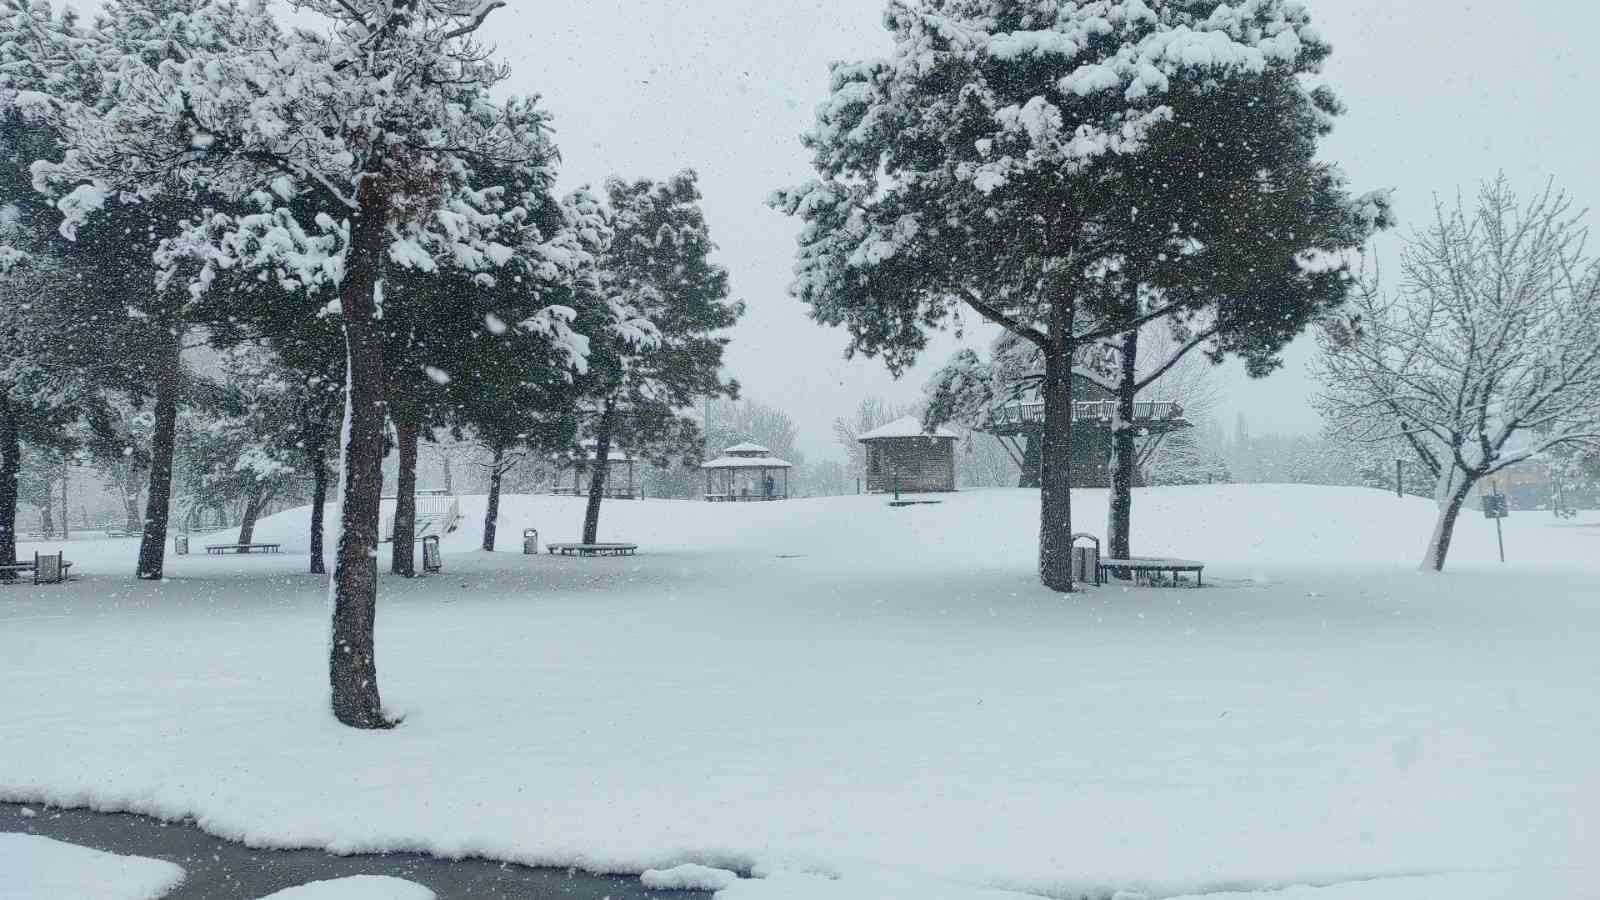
34 552 63 584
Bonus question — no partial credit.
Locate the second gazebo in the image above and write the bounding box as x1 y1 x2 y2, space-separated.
701 442 792 501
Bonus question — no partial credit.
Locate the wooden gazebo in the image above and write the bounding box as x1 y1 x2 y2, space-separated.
701 442 791 501
554 441 636 499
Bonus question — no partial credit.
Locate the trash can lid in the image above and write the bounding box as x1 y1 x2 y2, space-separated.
523 528 537 536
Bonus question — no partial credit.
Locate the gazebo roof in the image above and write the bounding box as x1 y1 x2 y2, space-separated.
700 455 793 470
574 439 632 463
857 415 958 442
722 441 772 456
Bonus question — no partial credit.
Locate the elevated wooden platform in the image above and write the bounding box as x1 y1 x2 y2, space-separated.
981 399 1189 437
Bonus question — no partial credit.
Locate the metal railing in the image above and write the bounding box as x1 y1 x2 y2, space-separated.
987 399 1183 427
381 492 461 542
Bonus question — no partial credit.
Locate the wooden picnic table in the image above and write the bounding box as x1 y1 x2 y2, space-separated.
1097 556 1205 587
204 543 282 555
545 542 638 557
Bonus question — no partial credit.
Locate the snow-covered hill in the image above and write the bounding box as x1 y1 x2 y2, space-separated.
240 483 1598 575
5 485 1597 900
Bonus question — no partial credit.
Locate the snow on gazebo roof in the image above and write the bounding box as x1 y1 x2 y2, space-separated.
857 415 958 442
722 441 771 455
574 439 632 462
700 455 793 470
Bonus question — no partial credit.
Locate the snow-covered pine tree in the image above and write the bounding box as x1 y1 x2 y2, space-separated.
577 172 740 545
3 0 278 581
181 346 310 545
1 0 178 574
428 187 621 553
26 0 593 728
378 177 608 572
1316 178 1600 571
774 0 1387 591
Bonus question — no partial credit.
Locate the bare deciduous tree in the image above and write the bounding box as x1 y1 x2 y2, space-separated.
1316 178 1600 570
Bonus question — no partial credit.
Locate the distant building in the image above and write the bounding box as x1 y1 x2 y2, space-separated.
858 416 957 493
1480 459 1598 511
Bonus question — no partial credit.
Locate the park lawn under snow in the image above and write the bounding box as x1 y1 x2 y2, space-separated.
2 485 1596 899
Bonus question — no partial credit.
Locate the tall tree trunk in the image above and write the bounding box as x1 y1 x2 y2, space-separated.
390 416 418 577
329 180 392 730
1421 469 1477 572
236 481 268 545
136 333 181 580
1019 438 1042 488
1107 327 1139 575
482 445 504 552
1039 301 1077 592
0 397 19 580
582 402 616 545
59 460 68 541
308 446 329 575
121 465 142 534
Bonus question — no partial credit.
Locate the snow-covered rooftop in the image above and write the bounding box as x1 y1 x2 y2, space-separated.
700 455 793 470
722 442 771 456
576 439 632 462
857 415 958 442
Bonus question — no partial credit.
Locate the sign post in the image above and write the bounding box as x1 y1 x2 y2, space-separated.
1395 458 1404 498
1483 486 1509 562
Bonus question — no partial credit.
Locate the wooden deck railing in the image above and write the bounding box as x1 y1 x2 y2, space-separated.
987 399 1183 427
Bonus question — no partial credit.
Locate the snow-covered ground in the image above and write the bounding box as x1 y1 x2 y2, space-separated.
0 832 185 899
256 875 434 900
2 485 1595 899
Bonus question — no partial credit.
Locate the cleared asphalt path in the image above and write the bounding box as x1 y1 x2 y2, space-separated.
4 802 711 899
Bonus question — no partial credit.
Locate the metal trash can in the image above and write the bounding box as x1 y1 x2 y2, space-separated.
522 528 539 555
174 534 189 556
421 535 442 574
1070 532 1101 586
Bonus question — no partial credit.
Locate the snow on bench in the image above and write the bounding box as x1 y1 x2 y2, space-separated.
545 542 638 557
204 543 282 555
1098 556 1205 587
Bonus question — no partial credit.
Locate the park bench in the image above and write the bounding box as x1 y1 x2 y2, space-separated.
545 542 638 557
203 542 282 555
0 551 73 584
1098 556 1205 587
